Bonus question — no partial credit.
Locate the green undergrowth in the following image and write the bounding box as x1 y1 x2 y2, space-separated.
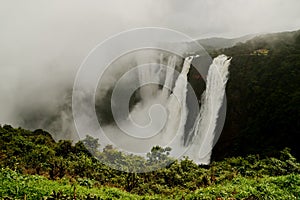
1 168 299 200
0 168 156 200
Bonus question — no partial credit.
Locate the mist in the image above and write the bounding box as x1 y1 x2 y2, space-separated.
1 0 300 141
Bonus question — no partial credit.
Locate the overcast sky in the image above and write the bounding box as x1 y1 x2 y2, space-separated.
0 0 300 128
1 0 300 68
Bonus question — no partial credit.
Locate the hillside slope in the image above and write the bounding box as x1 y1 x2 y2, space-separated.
210 30 300 160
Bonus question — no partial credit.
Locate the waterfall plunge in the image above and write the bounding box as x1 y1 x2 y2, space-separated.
119 54 230 164
185 55 231 164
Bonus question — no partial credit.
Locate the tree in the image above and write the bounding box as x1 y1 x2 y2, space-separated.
55 140 73 158
146 146 173 171
26 145 55 174
82 135 100 156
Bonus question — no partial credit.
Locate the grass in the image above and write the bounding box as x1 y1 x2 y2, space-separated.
187 174 300 199
1 168 300 200
0 168 157 200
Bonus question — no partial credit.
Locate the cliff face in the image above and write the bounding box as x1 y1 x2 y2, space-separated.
209 30 300 160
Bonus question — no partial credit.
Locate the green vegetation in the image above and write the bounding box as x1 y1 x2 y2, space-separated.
0 168 148 200
1 168 299 199
1 29 300 199
1 125 300 199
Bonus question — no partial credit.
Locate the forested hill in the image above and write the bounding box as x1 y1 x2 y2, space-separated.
211 30 300 160
197 34 256 50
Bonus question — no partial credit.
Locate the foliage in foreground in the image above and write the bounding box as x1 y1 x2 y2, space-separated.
1 125 300 199
1 168 300 200
0 168 149 200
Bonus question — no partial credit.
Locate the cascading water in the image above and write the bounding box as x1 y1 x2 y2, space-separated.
184 55 231 164
155 54 230 164
108 54 230 165
161 56 193 152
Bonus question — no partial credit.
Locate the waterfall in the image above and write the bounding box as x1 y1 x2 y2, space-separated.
156 54 230 163
184 55 231 164
108 54 230 165
162 56 193 152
